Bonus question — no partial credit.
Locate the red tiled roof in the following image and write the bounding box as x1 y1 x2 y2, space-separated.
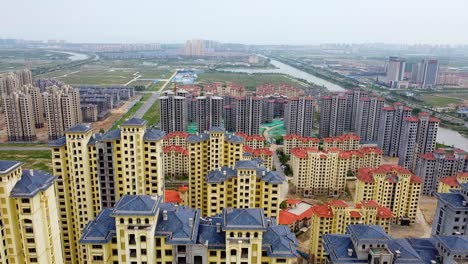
404 116 419 122
290 147 319 158
359 147 384 155
359 200 380 208
419 153 436 160
312 205 333 218
283 134 320 142
349 211 361 218
429 117 441 122
287 198 302 205
164 131 189 139
410 174 423 184
165 190 183 203
458 172 468 179
329 200 348 207
236 132 264 141
178 186 189 192
440 176 459 187
252 148 273 156
163 145 189 156
278 210 297 225
377 207 394 219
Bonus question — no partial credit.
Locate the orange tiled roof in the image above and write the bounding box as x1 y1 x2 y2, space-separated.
163 145 189 156
440 175 459 187
165 190 183 203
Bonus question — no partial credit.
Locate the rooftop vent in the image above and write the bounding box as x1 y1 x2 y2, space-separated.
347 248 353 257
463 201 467 206
189 218 193 227
216 222 221 233
163 210 168 221
395 250 401 257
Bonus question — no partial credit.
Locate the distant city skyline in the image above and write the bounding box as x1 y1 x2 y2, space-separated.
2 0 468 45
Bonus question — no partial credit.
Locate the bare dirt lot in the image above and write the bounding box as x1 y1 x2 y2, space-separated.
90 96 138 133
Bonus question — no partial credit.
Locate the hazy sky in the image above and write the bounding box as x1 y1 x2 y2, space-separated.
2 0 468 45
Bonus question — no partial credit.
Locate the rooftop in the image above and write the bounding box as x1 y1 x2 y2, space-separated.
0 160 22 174
121 118 147 126
112 195 161 216
223 208 268 230
10 170 56 198
66 124 92 133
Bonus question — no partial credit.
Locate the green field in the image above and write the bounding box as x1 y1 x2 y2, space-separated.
111 94 151 130
198 72 302 90
143 100 160 125
0 150 52 172
420 94 462 107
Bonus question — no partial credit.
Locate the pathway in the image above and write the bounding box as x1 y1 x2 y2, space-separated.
0 146 49 151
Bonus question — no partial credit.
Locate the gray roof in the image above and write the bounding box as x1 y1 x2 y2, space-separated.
10 170 56 198
222 208 268 230
387 239 424 263
187 133 209 143
49 137 66 147
80 209 116 244
112 195 161 216
101 129 121 141
0 160 22 174
262 225 299 258
122 118 147 126
88 134 103 145
206 160 284 184
155 203 200 244
197 217 226 249
435 235 468 254
406 238 439 263
347 225 391 243
144 128 166 141
66 124 92 133
435 192 468 210
209 127 225 133
225 133 244 144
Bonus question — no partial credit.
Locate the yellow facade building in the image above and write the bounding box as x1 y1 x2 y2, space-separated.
322 133 360 151
163 145 189 180
355 165 422 225
243 145 273 170
438 172 468 193
283 134 320 154
290 147 382 196
236 132 265 149
80 195 299 264
0 161 63 264
309 200 393 264
205 159 283 218
50 118 166 263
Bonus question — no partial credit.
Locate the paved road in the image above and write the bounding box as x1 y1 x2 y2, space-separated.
0 146 49 151
132 71 178 119
124 73 142 86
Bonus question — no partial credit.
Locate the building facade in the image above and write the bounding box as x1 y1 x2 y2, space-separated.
283 134 320 155
80 195 299 264
195 94 223 133
3 92 37 141
319 94 347 138
284 96 315 137
377 103 412 157
235 96 262 136
354 96 384 143
159 91 187 133
355 165 422 225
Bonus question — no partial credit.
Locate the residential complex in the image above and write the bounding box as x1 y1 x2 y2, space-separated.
355 165 422 225
309 200 393 264
195 93 223 133
0 161 63 264
354 95 384 142
290 147 382 196
432 181 468 236
43 85 82 140
398 112 440 169
235 96 262 135
50 118 166 262
414 148 468 195
323 224 460 264
322 133 360 151
284 96 315 137
377 102 412 157
3 91 37 141
283 134 320 154
80 195 299 264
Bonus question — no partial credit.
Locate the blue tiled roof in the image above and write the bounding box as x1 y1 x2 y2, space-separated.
435 192 468 209
197 217 226 249
435 235 468 254
323 234 362 263
48 137 66 147
10 170 56 198
112 195 161 216
122 118 147 126
406 238 439 264
144 128 166 141
262 225 299 258
88 134 102 145
225 133 244 144
206 167 237 183
259 169 285 184
0 160 22 174
209 127 225 133
187 133 209 143
66 124 92 133
222 208 267 230
387 239 424 263
155 203 200 244
347 225 391 242
80 209 116 244
236 160 260 169
101 129 121 141
206 161 284 184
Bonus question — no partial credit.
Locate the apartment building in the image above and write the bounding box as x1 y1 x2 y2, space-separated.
284 96 315 137
377 102 412 157
283 134 320 155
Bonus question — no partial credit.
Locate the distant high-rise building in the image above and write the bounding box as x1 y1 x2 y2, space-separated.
419 59 439 89
398 112 439 169
235 96 262 135
386 56 406 86
377 103 412 157
22 84 44 128
184 39 205 56
319 94 347 138
355 96 385 142
223 103 236 132
414 148 468 195
159 91 187 133
261 98 275 123
284 96 315 137
43 85 82 140
195 93 223 133
345 89 367 132
3 92 36 141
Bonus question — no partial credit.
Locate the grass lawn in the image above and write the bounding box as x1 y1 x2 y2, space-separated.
198 72 302 90
111 94 151 130
420 94 462 107
0 150 52 172
148 81 166 91
143 100 160 126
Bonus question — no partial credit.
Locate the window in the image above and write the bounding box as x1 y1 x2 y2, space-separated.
210 251 217 256
231 249 237 256
140 236 146 242
165 250 172 256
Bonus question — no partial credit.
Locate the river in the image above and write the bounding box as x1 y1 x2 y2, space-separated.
220 58 468 150
49 50 89 61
